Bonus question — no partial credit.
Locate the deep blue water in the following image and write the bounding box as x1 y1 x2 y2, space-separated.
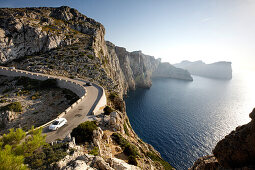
125 72 255 169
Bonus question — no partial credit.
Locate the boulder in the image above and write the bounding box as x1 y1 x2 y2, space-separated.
92 156 113 170
107 158 141 170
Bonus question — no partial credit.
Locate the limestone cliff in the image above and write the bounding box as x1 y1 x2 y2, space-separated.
190 108 255 170
175 60 232 80
112 44 192 89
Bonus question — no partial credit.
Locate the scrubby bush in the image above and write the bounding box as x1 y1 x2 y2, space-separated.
146 151 173 170
103 106 114 115
123 123 129 136
89 146 99 156
108 92 125 112
128 155 138 166
111 133 139 157
87 54 94 60
71 121 97 144
0 102 23 112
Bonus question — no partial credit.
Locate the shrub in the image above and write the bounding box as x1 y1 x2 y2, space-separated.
146 151 173 170
71 121 97 144
0 99 6 103
87 54 94 60
0 102 22 112
123 123 129 136
111 133 139 157
128 155 138 166
103 106 114 115
31 92 40 100
124 144 138 157
89 146 99 156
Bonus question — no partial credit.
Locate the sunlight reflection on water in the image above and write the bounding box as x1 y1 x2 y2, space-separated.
125 71 255 169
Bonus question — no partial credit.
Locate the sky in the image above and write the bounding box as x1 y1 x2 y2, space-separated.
0 0 254 71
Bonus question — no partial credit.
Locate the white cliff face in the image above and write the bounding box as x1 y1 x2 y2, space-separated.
114 46 192 89
174 60 232 80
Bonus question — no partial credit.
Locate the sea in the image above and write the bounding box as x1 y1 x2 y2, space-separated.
124 71 255 169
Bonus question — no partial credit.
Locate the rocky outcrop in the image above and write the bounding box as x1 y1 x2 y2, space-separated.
174 60 232 80
190 108 255 169
0 6 102 63
213 108 255 168
152 62 193 81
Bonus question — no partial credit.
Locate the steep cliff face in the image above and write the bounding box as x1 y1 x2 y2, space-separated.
175 60 232 80
113 45 192 89
152 62 193 81
190 108 255 170
0 6 102 63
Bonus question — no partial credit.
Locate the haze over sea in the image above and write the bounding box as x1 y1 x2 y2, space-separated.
125 71 255 169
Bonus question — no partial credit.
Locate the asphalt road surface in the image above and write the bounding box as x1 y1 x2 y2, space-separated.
44 79 102 143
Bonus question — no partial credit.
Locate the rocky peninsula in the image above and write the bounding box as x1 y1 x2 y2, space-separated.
174 60 232 80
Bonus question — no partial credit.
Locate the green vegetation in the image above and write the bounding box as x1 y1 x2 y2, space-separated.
0 102 22 112
31 92 40 100
103 106 114 115
0 127 68 170
111 133 139 165
89 146 99 156
146 151 173 170
109 92 118 101
128 155 138 166
16 89 30 96
87 54 94 60
123 123 130 136
108 92 125 112
71 121 97 144
0 99 6 103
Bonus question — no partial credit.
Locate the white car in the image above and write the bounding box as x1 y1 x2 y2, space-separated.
49 118 67 130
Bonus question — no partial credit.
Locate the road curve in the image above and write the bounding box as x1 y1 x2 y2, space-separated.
0 66 104 143
44 82 101 142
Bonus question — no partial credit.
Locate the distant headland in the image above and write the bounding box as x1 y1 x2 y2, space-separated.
174 60 232 80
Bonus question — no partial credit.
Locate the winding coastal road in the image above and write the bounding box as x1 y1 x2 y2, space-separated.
0 66 104 143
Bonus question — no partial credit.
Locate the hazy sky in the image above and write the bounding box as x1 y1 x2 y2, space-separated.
0 0 254 70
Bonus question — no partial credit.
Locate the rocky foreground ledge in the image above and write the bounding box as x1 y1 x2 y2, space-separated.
190 108 255 170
